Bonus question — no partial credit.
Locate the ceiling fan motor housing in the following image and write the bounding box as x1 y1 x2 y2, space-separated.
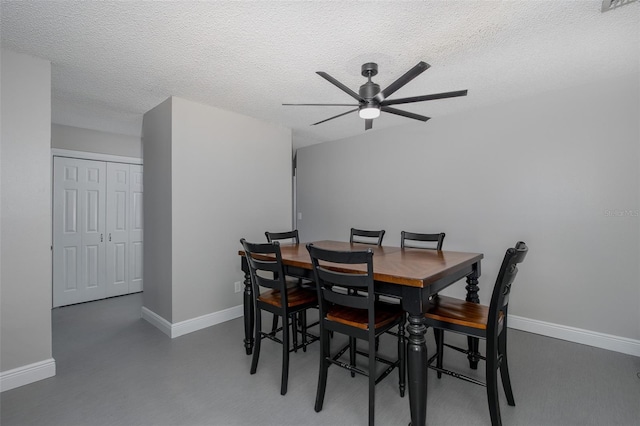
359 82 380 100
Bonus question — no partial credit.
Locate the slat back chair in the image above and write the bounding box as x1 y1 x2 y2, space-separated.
240 238 318 395
400 231 445 250
349 228 384 301
265 229 316 344
307 243 405 426
398 231 446 305
265 229 300 244
350 228 385 246
424 241 528 426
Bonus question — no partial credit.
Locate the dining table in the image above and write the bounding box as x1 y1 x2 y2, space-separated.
238 240 483 426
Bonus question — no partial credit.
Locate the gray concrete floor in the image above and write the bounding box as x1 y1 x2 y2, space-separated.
1 293 639 426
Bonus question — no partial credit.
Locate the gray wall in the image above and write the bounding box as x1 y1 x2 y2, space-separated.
52 123 142 158
171 97 292 322
0 50 53 371
141 98 173 321
142 96 292 324
296 73 639 341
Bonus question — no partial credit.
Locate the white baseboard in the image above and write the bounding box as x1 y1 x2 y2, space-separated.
1 358 56 392
140 306 639 356
141 305 243 339
508 315 640 357
171 305 243 338
141 307 173 338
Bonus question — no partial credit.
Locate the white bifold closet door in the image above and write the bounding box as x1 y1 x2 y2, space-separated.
129 165 143 293
53 157 143 307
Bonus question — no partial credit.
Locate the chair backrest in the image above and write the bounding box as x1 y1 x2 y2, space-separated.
350 228 385 246
400 231 445 250
487 241 528 333
265 230 300 244
306 243 376 332
240 238 288 308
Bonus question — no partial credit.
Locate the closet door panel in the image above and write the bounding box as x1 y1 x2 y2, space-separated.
129 165 143 293
79 161 107 302
106 163 130 297
53 158 106 307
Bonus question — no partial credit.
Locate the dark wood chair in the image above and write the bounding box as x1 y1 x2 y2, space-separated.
265 229 300 244
350 228 385 246
240 238 319 395
424 241 528 426
399 231 446 303
307 243 405 426
265 229 316 348
400 231 445 250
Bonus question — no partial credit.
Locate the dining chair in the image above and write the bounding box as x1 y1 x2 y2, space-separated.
350 228 385 246
240 238 319 395
307 243 405 426
265 229 300 244
399 231 446 303
348 228 384 296
265 229 316 350
400 231 445 250
424 241 528 426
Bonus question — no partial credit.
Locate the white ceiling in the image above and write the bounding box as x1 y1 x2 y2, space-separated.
1 1 638 149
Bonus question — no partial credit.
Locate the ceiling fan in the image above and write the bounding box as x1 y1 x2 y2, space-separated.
284 61 467 130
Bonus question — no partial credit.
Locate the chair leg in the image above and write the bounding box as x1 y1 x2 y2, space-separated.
281 314 290 395
315 327 330 412
270 314 278 336
398 314 406 397
349 337 357 378
486 339 502 426
468 336 480 369
301 310 308 352
368 332 376 426
291 314 299 353
250 308 262 375
498 329 515 406
434 328 444 379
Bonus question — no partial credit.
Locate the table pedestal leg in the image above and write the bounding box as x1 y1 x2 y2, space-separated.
243 268 254 355
465 272 480 369
407 313 427 426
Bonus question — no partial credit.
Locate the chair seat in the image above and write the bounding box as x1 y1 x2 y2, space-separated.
425 296 502 330
327 302 403 330
259 287 317 308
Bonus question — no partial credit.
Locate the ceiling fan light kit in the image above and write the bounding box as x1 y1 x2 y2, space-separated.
358 106 380 119
284 61 468 131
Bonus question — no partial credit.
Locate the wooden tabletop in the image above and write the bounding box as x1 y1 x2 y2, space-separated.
239 240 483 288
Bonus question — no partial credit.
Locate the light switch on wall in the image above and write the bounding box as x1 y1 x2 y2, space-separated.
297 212 302 220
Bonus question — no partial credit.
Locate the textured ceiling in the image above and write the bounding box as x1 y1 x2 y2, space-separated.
1 1 638 149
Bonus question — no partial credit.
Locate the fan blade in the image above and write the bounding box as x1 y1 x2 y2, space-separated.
381 90 468 106
312 108 358 126
365 119 373 130
283 103 360 106
381 106 430 122
375 62 430 102
316 72 363 101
